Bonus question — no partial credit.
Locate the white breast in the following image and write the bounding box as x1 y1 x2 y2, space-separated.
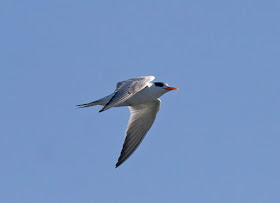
119 86 156 106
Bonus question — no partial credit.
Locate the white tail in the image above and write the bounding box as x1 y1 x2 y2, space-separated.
76 101 100 108
76 93 114 109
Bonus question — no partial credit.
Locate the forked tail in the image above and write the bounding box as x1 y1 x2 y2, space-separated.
77 94 113 109
76 101 99 108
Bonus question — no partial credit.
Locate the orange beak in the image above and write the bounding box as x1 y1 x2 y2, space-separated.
164 86 179 91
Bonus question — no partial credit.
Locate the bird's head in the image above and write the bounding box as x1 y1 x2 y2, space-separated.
151 82 179 97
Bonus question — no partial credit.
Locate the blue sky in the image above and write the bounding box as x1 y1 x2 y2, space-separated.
1 1 280 202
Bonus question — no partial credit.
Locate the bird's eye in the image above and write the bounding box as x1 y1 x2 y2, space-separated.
154 82 164 87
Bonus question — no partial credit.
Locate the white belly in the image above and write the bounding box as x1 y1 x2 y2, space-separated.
118 87 155 106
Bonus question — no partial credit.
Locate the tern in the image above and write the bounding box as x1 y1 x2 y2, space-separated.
77 76 178 167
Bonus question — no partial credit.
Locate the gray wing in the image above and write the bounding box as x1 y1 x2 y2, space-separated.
115 99 161 168
99 76 155 112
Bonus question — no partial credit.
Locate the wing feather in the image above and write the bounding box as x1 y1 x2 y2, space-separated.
99 76 155 112
115 99 161 167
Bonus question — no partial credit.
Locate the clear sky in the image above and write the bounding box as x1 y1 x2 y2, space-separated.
1 1 280 202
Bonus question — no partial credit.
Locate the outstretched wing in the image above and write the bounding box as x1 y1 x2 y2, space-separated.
99 76 155 112
115 99 161 167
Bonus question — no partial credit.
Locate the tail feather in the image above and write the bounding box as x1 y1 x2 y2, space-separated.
76 101 99 108
77 94 113 110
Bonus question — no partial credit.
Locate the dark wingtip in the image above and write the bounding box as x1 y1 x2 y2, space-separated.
115 162 120 168
115 157 124 168
99 106 107 112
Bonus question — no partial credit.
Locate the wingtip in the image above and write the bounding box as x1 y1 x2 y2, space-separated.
115 162 121 168
115 157 126 168
99 106 109 112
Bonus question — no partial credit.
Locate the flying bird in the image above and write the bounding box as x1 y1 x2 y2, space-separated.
77 76 178 167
